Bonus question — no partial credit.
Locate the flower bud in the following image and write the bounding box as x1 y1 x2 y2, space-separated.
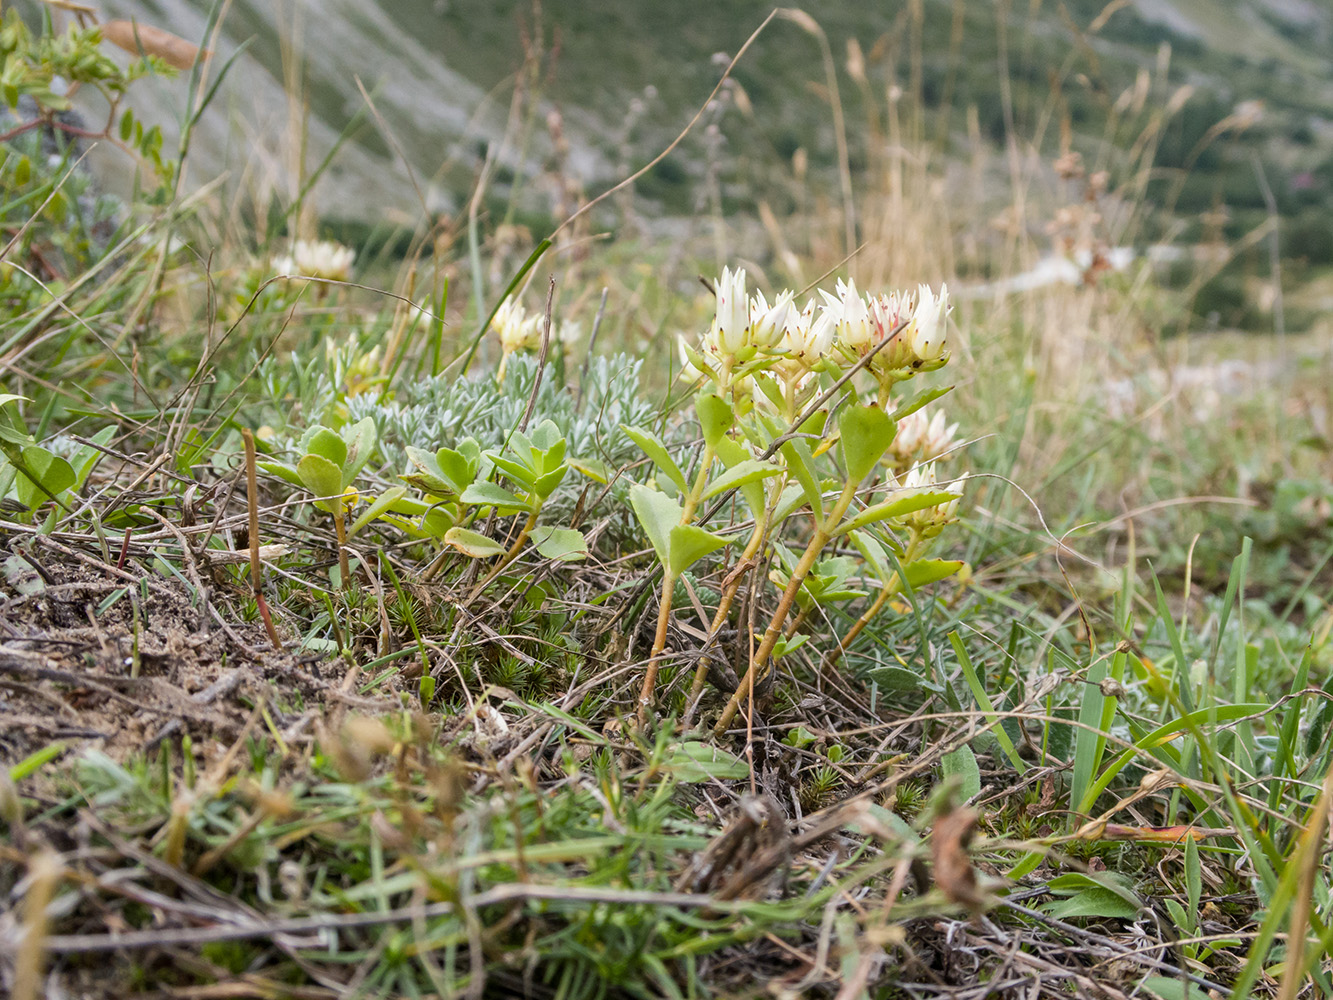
709 266 750 356
909 283 949 361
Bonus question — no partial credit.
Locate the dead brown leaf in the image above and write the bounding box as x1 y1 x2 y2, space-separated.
102 21 208 70
931 806 985 916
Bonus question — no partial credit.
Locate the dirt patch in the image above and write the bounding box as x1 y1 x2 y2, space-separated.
0 540 336 773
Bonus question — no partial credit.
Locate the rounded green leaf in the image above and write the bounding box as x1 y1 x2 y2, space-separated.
13 446 74 510
304 427 347 470
530 526 588 561
840 403 894 484
296 453 344 511
695 391 734 449
629 483 681 565
667 524 731 576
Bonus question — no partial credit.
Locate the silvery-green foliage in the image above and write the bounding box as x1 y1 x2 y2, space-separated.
346 355 647 460
343 353 659 520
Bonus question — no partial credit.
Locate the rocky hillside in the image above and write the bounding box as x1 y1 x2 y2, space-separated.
80 0 1333 247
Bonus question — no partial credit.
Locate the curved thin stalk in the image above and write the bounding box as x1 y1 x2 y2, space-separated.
713 479 860 736
636 441 717 727
823 532 923 674
683 512 771 720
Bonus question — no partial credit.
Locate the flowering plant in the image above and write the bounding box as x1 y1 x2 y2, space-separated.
629 267 970 732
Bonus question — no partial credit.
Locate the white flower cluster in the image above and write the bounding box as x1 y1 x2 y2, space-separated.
898 463 966 536
273 240 356 282
491 299 544 356
684 266 966 531
889 407 959 469
683 267 951 386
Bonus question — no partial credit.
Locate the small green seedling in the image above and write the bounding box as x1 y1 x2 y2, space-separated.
261 417 377 587
454 420 588 599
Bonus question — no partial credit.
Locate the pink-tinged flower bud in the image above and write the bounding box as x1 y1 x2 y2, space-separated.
909 283 949 361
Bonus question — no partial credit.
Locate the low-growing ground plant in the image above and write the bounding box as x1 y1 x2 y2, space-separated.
2 6 1333 1000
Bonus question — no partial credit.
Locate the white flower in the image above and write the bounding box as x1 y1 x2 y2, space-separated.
908 283 949 361
777 298 834 365
898 463 965 532
708 266 750 356
492 299 543 355
868 290 911 342
750 289 795 349
821 277 872 351
274 240 355 281
892 408 960 465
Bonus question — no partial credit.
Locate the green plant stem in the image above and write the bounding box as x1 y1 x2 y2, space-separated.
685 514 770 711
824 531 923 673
714 479 860 736
466 509 539 603
637 442 717 727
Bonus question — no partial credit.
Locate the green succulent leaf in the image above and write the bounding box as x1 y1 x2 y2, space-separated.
347 486 408 538
780 439 825 520
629 483 681 566
530 526 588 562
304 427 347 469
259 461 305 488
439 438 481 488
667 524 731 576
400 471 454 497
296 454 345 512
840 403 894 484
903 559 965 589
568 456 611 483
532 464 569 499
695 391 734 449
623 425 687 492
421 506 456 538
487 453 538 489
461 481 528 512
703 458 782 500
713 436 768 518
889 384 954 423
341 417 378 483
833 490 960 537
528 419 562 454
